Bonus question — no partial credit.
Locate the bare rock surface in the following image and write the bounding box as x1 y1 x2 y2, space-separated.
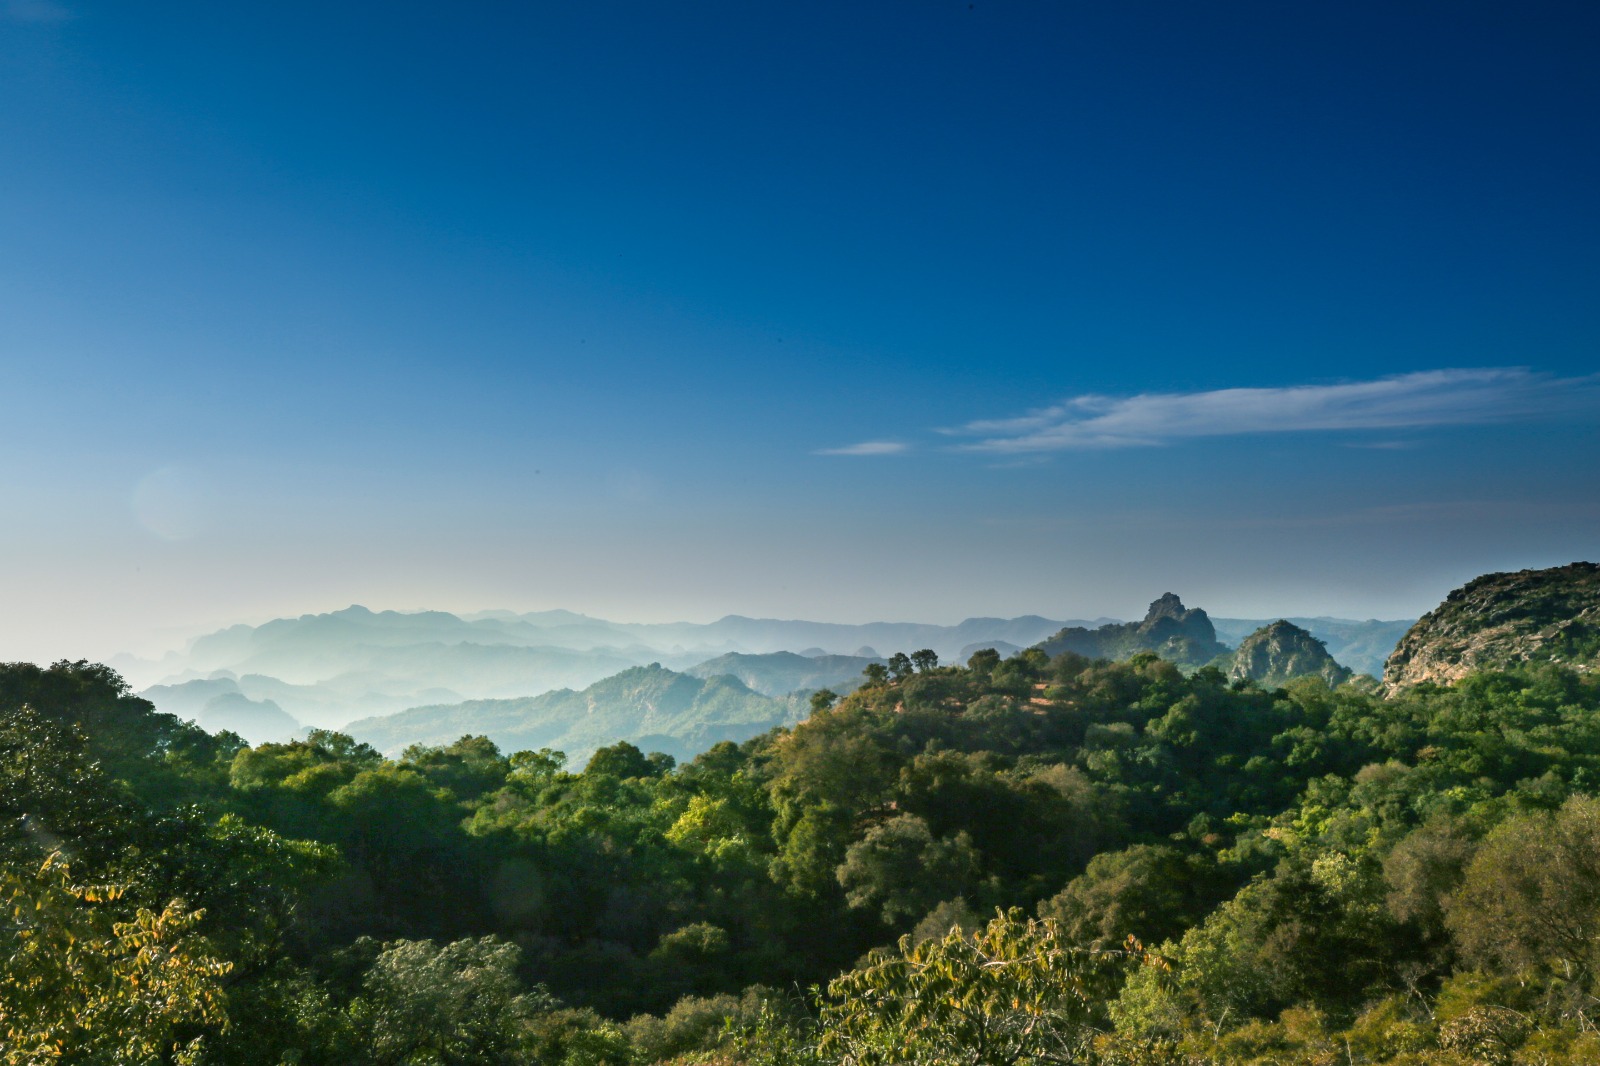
1383 562 1600 692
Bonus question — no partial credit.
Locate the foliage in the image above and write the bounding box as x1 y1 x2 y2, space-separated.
0 853 231 1066
348 936 552 1066
815 910 1159 1065
7 648 1600 1063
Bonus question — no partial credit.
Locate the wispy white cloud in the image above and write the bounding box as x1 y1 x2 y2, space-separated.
1342 439 1421 450
946 368 1600 453
816 440 910 457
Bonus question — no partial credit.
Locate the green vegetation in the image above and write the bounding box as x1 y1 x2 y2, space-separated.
8 617 1600 1062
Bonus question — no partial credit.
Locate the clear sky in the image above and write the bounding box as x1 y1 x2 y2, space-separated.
3 1 1598 663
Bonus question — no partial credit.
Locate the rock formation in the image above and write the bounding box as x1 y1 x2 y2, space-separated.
1037 594 1229 668
1383 562 1600 691
1224 620 1354 688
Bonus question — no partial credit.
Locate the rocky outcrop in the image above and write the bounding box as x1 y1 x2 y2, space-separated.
1037 594 1230 669
1383 562 1600 692
1224 620 1354 688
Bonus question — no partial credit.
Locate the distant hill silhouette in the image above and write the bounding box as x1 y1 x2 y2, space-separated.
141 677 302 744
345 663 807 764
126 605 1103 728
683 651 882 697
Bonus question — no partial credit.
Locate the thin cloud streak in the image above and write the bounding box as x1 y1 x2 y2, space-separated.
816 440 910 457
949 368 1600 453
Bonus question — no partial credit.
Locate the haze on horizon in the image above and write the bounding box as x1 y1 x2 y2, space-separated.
3 3 1597 668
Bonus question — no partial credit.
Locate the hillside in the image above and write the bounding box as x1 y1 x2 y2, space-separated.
344 663 806 763
1220 620 1354 688
683 650 881 697
1037 593 1229 668
140 641 647 728
1384 561 1600 690
13 581 1600 1065
140 676 303 744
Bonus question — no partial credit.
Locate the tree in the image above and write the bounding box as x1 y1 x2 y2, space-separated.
836 814 980 926
887 653 914 681
817 910 1154 1065
1038 844 1202 950
809 689 840 714
0 853 232 1066
584 741 657 780
348 936 553 1066
911 649 939 673
862 662 889 685
400 735 509 802
1447 795 1600 982
967 647 1002 677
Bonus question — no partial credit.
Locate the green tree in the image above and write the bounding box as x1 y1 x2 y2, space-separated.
1038 844 1207 950
836 814 980 926
967 647 1002 677
817 910 1154 1065
0 853 232 1066
348 936 553 1066
887 653 914 681
1447 795 1600 982
585 741 665 780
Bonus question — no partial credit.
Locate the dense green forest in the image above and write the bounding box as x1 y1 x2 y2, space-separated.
5 645 1600 1063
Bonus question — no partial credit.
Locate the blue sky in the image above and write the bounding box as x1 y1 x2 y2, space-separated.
3 1 1597 662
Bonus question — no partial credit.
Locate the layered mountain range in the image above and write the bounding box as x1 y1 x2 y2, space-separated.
129 598 1416 751
344 663 808 765
121 608 1103 738
134 558 1600 760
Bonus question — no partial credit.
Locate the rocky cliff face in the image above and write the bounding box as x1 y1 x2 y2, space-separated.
1038 594 1229 668
1224 620 1353 688
1383 562 1600 691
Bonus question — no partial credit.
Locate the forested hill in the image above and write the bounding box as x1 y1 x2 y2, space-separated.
9 605 1600 1063
1211 615 1414 678
4 563 1599 1064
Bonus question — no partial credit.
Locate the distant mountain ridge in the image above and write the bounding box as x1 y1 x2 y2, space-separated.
345 663 806 765
683 651 883 698
129 606 1105 728
140 677 302 744
1384 562 1600 691
129 602 1415 740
